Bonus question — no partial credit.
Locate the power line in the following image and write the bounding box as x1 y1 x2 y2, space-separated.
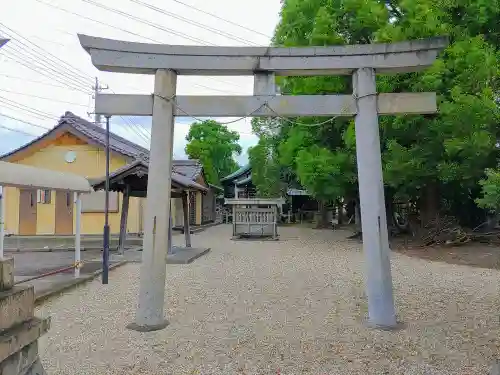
129 0 259 46
0 22 94 85
167 0 272 39
1 37 91 89
26 35 69 47
80 0 213 45
0 88 89 107
118 117 150 144
33 0 245 93
0 96 59 121
2 48 90 93
4 43 90 90
104 87 151 144
0 73 82 91
33 0 161 44
0 123 39 137
0 113 52 131
1 52 90 94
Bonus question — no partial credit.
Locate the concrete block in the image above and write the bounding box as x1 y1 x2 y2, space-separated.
0 259 14 291
491 360 500 375
166 247 210 264
0 287 35 332
0 341 38 375
0 318 50 363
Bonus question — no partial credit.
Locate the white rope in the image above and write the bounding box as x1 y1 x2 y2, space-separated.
155 91 380 128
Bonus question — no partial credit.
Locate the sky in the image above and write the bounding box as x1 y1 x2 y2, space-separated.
0 0 282 164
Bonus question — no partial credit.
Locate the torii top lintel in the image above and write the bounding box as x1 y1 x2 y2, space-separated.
78 34 448 76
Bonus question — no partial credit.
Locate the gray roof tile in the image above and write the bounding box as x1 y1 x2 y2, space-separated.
1 111 203 181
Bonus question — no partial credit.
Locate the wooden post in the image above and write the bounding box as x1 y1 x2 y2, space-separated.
232 204 236 237
74 192 82 278
182 192 191 248
273 205 277 239
118 186 130 254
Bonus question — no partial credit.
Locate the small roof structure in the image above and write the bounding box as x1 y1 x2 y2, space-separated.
287 188 309 196
0 161 92 193
220 164 251 183
90 159 207 197
225 197 285 206
208 183 223 191
235 175 252 186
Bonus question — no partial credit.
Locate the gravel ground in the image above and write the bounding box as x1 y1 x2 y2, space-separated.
37 225 500 374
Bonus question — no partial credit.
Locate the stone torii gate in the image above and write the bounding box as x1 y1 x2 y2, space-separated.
79 34 447 331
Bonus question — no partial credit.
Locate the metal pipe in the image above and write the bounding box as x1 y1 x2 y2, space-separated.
0 186 4 259
74 192 82 278
167 213 173 255
14 263 79 285
102 115 111 284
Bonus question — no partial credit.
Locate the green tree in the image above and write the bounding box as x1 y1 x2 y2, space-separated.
476 168 500 212
185 120 242 185
248 118 287 197
263 0 500 227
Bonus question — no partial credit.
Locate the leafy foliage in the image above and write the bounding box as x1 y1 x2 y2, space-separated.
250 0 500 224
185 120 241 185
476 169 500 212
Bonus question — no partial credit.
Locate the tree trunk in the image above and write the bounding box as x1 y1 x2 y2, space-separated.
345 198 355 223
355 198 362 233
385 189 394 237
315 200 329 228
337 200 343 225
420 182 440 225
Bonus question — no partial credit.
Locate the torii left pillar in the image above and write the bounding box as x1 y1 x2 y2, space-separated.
127 69 177 332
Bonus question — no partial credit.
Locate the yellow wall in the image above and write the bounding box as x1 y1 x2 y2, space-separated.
4 134 144 235
4 187 19 235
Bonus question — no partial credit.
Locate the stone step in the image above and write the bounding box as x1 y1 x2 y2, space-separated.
0 341 38 375
0 259 14 290
0 317 50 364
3 236 143 251
0 286 34 332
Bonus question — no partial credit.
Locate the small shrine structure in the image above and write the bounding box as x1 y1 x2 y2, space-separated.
225 197 285 240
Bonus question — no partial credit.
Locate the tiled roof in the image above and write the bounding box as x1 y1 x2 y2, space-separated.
235 174 252 186
172 159 203 180
0 111 203 180
220 164 251 183
61 111 149 158
91 159 208 192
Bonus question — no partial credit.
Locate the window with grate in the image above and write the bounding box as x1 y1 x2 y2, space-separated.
37 189 52 204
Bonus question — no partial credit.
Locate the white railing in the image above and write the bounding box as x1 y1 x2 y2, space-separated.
234 208 275 225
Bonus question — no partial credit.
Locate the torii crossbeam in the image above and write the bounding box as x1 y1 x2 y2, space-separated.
79 34 447 331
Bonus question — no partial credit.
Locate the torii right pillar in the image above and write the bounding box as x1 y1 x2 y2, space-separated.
353 67 397 328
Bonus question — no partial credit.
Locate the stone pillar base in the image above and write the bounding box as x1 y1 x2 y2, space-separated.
0 258 50 375
126 320 169 332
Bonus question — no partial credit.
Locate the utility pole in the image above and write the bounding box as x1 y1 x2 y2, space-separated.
92 77 108 126
0 39 8 259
